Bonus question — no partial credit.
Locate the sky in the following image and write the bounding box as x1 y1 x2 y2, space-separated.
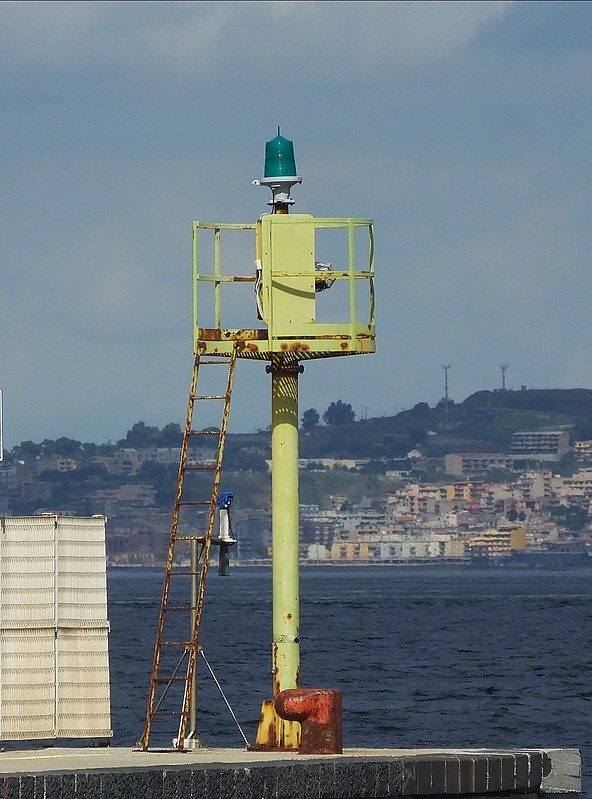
2 0 592 448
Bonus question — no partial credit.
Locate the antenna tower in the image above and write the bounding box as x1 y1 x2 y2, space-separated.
442 364 451 430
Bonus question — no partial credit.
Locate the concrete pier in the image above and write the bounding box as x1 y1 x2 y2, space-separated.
0 745 580 798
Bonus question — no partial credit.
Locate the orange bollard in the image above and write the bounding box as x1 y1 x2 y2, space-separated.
274 689 342 754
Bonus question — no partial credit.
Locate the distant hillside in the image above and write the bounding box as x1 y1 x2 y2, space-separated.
5 388 592 517
7 388 592 467
463 388 592 416
292 388 592 460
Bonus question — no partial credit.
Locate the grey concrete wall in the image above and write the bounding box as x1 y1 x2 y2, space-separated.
0 748 581 799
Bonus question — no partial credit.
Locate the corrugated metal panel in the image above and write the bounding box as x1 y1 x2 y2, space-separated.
56 628 111 738
0 630 55 739
0 516 56 629
0 515 112 740
56 516 108 628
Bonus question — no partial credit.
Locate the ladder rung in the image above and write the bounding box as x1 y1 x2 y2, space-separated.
176 535 207 542
185 465 216 471
199 359 232 365
160 640 193 647
178 500 211 506
154 676 187 683
149 710 183 717
169 570 200 576
194 394 226 401
188 430 220 436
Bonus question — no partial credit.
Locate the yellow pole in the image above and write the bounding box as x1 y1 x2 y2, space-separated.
268 358 302 748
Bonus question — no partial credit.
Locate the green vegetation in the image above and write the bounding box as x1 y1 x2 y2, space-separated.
301 408 320 430
322 400 356 426
548 504 589 531
118 421 182 448
11 437 117 464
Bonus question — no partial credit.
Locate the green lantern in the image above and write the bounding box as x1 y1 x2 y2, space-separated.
254 128 302 208
264 128 298 178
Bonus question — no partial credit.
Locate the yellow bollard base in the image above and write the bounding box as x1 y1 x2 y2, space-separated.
253 700 301 751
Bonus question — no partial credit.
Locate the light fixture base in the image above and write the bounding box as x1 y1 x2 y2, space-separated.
252 176 302 207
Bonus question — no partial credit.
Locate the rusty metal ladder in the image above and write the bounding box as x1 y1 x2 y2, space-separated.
140 346 237 751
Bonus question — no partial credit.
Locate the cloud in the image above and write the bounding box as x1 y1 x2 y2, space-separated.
478 1 592 57
44 224 183 341
4 0 592 449
0 1 512 78
0 2 112 69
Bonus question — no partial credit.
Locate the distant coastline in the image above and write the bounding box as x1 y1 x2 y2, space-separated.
108 552 591 571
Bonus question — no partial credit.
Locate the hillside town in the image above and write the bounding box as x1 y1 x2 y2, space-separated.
1 424 591 567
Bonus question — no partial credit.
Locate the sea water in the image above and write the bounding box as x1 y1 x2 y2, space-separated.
108 566 591 794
